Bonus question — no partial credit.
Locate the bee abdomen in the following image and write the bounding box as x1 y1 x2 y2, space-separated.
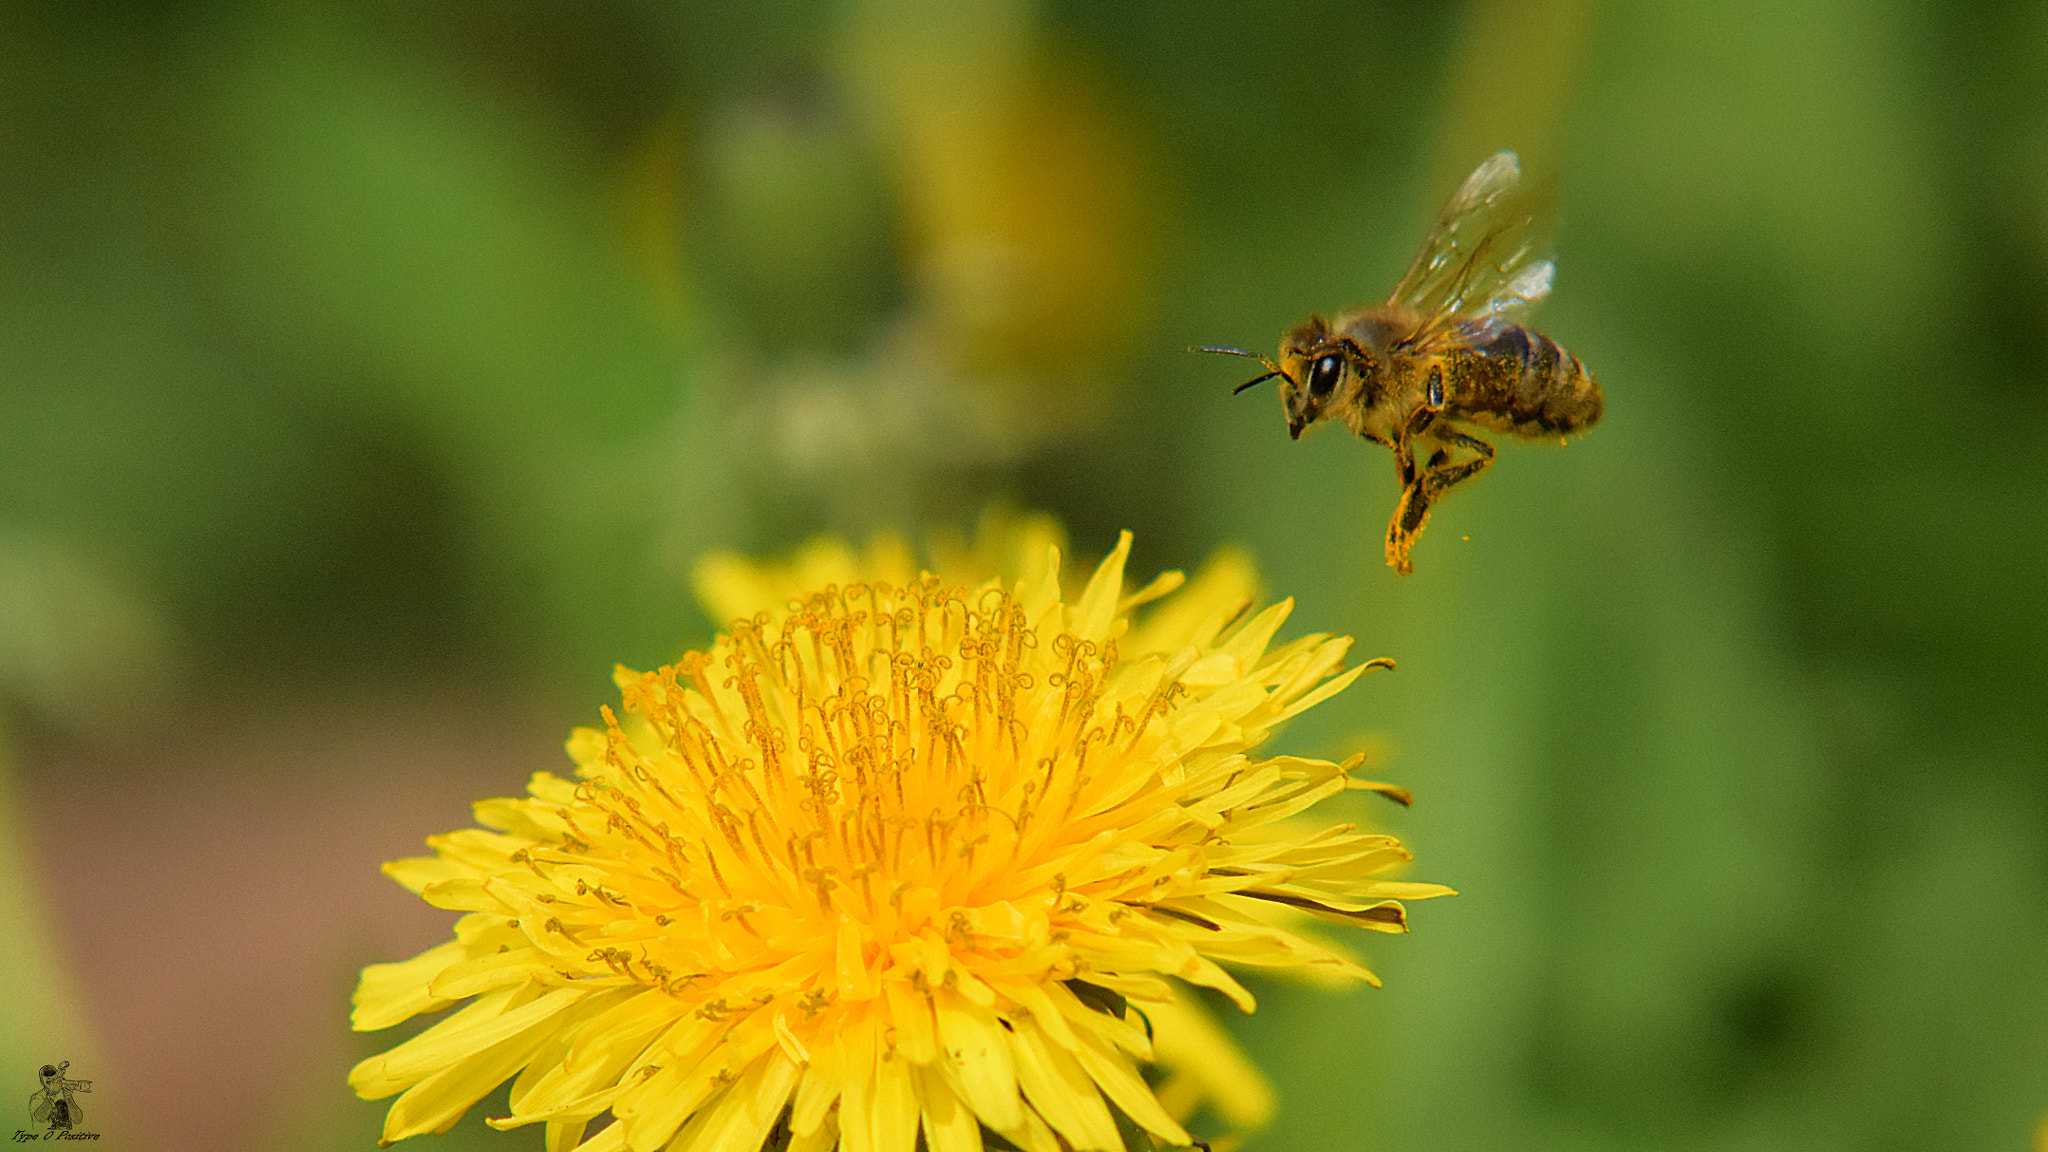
1453 324 1602 437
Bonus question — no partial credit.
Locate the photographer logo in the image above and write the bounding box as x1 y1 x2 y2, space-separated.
16 1062 95 1141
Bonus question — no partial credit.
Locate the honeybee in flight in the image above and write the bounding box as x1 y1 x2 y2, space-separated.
1204 151 1602 574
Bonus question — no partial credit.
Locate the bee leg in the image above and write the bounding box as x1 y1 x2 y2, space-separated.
1386 480 1431 575
1393 438 1419 490
1386 453 1433 575
1419 427 1495 501
1389 403 1440 492
1384 406 1446 574
1385 427 1493 575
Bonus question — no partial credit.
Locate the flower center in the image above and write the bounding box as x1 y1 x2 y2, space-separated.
561 576 1185 1011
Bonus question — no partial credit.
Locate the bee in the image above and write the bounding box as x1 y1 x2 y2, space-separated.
1204 151 1602 574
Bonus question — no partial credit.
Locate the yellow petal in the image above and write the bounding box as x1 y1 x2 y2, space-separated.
788 1043 843 1139
931 985 1023 1132
1069 531 1132 642
669 1050 802 1152
1006 1016 1122 1151
869 1049 921 1152
374 992 583 1142
1146 991 1274 1130
511 989 676 1117
789 1109 839 1152
351 939 466 1031
1064 1011 1189 1145
882 981 938 1065
351 985 581 1098
916 1064 983 1152
544 1117 595 1152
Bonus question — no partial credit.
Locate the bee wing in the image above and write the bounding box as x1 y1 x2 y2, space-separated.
1471 257 1553 318
1385 150 1555 351
1452 258 1555 343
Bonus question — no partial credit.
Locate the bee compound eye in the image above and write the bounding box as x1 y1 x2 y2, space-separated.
1309 354 1343 397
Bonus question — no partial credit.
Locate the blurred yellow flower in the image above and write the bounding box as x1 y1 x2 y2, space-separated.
349 518 1449 1152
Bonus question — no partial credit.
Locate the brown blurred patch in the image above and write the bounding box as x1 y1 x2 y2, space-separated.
17 684 562 1152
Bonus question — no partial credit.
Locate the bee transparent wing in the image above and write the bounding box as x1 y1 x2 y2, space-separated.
1386 152 1522 308
1453 258 1555 343
1385 151 1554 351
1473 257 1553 318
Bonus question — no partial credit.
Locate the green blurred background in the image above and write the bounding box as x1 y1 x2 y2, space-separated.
4 1 2045 1149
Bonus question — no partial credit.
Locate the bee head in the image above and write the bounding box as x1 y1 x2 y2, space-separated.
1278 317 1372 439
1196 317 1376 440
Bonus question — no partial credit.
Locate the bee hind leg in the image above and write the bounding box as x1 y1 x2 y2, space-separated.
1420 426 1495 497
1384 414 1434 575
1385 486 1428 576
1384 427 1494 575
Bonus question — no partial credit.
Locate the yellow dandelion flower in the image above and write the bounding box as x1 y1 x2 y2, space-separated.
350 522 1451 1152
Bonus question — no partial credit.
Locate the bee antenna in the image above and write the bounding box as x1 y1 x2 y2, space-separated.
1190 345 1294 394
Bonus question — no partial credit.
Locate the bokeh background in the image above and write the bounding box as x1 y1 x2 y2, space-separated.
4 1 2046 1149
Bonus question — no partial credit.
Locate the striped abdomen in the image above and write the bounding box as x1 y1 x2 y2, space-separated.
1443 324 1602 437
